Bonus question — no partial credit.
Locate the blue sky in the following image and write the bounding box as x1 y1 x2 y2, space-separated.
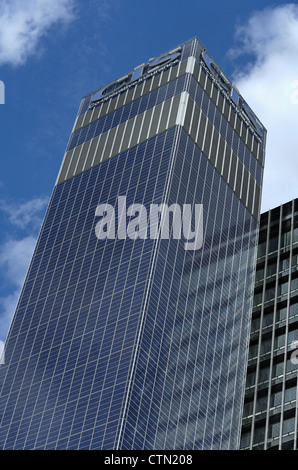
1 0 298 351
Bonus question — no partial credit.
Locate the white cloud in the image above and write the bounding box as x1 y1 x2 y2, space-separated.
0 0 76 66
0 237 37 342
0 290 21 344
0 236 37 288
0 197 48 231
0 197 47 342
229 4 298 212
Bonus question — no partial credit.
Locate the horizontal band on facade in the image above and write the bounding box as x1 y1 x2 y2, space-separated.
57 92 261 220
181 93 262 220
73 53 265 162
75 59 189 131
56 94 182 185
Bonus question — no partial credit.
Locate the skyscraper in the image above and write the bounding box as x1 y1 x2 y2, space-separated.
241 198 298 450
0 37 266 450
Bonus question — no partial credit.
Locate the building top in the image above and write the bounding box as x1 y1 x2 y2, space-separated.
56 38 266 222
78 37 266 145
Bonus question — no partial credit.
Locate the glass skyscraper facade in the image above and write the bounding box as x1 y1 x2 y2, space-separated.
241 198 298 450
0 37 266 450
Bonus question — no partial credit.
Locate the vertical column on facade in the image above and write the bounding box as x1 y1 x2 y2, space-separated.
260 209 271 449
267 206 282 449
282 199 295 449
249 210 270 449
294 201 298 449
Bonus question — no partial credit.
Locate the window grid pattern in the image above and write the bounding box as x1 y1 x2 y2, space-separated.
0 37 264 450
0 129 178 450
187 75 263 186
241 199 298 450
67 75 189 152
118 129 259 450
